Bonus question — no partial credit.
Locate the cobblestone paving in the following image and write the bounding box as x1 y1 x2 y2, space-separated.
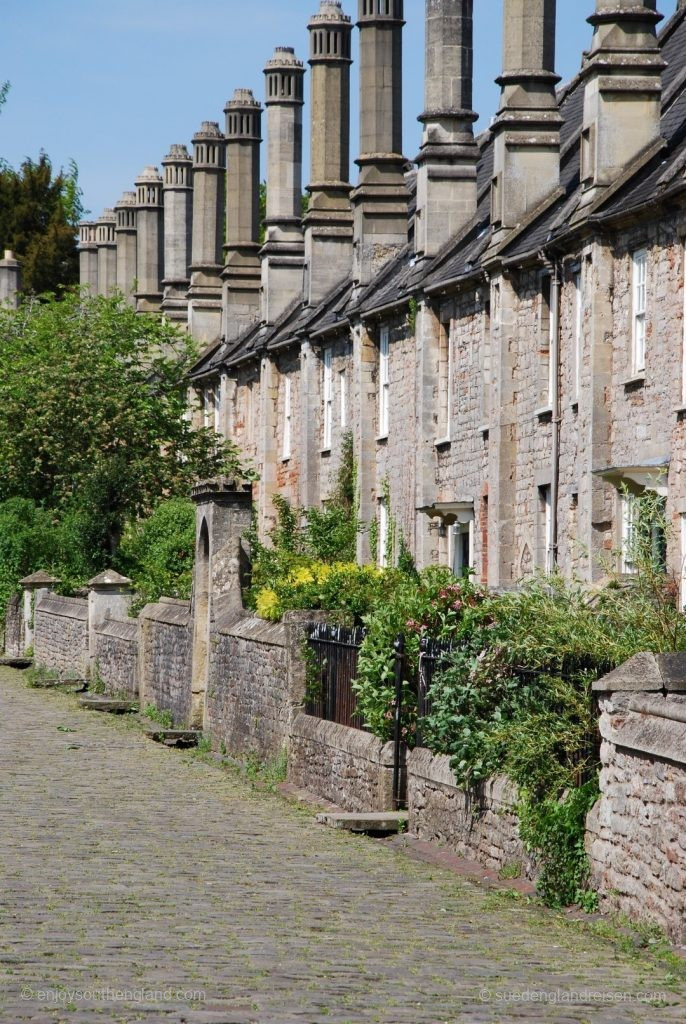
1 667 684 1024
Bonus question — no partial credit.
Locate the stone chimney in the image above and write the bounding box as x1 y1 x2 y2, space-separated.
134 166 164 312
415 0 479 258
222 90 263 343
490 0 562 238
114 192 137 305
78 222 98 293
188 122 226 343
351 0 408 288
96 209 117 296
0 250 21 307
261 47 306 324
577 1 665 209
162 143 193 327
304 1 354 305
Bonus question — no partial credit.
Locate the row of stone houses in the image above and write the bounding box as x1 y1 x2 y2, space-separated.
79 0 686 596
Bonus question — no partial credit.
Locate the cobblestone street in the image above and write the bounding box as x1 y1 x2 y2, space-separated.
1 666 684 1024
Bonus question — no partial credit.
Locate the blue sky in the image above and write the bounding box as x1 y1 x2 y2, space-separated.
0 1 630 218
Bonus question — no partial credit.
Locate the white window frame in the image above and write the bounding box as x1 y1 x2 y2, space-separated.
539 485 554 574
379 327 390 438
323 347 333 450
573 269 582 401
378 498 389 568
213 382 221 434
203 387 213 430
339 369 347 429
436 319 452 443
631 249 647 376
282 376 292 461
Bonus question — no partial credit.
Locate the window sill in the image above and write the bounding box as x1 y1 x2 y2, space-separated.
434 436 451 449
376 434 388 444
281 456 291 464
675 404 686 417
320 447 331 456
534 405 553 421
623 373 645 390
478 423 490 436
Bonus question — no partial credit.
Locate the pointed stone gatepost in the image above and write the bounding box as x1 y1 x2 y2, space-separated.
0 250 22 307
87 570 135 675
19 571 61 655
190 479 253 729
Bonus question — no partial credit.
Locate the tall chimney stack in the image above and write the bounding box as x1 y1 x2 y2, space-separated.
304 1 354 305
577 1 665 211
261 47 306 324
490 0 562 239
96 209 117 297
78 221 98 293
351 0 408 288
222 89 263 342
415 0 479 258
114 191 137 305
188 122 226 342
161 143 193 327
134 166 164 312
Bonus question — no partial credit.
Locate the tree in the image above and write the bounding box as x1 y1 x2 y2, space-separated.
0 152 82 294
0 289 252 564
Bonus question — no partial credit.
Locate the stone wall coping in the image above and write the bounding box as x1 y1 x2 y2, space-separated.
600 699 686 767
36 595 88 621
139 601 191 627
219 615 288 646
291 712 393 765
95 619 139 642
593 652 686 693
407 747 518 808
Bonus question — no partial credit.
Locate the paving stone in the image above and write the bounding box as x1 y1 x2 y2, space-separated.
0 666 684 1023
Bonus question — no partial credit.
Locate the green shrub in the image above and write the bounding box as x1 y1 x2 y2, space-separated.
119 498 196 610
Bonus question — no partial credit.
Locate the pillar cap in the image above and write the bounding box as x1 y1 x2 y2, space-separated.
191 478 253 507
309 0 352 27
162 143 192 166
97 208 117 224
264 46 305 72
588 4 663 29
87 570 133 589
20 571 60 588
0 249 20 266
192 120 223 142
114 190 137 209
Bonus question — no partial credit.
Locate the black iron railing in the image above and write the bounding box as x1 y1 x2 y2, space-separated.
306 622 367 730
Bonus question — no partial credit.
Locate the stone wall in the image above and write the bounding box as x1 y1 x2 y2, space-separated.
289 713 399 812
586 654 686 944
408 747 536 879
206 610 321 760
34 595 89 677
4 593 23 657
94 619 139 698
138 600 192 726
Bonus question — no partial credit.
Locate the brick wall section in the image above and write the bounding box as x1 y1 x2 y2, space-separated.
138 600 192 726
408 748 537 879
289 713 398 812
94 619 139 698
586 656 686 944
4 593 23 657
33 595 88 676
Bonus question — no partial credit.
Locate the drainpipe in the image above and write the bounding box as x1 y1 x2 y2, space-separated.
550 259 561 569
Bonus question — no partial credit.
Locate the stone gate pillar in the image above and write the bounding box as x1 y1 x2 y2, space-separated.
189 479 253 728
19 571 61 655
87 571 135 674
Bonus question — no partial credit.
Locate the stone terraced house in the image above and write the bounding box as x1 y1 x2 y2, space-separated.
78 0 686 595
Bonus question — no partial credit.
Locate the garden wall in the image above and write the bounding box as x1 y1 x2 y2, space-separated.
289 713 399 812
138 599 192 726
206 611 320 759
94 619 139 699
407 748 536 879
33 595 89 677
586 654 686 944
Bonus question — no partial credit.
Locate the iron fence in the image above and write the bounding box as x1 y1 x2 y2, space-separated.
416 636 454 747
306 622 367 730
